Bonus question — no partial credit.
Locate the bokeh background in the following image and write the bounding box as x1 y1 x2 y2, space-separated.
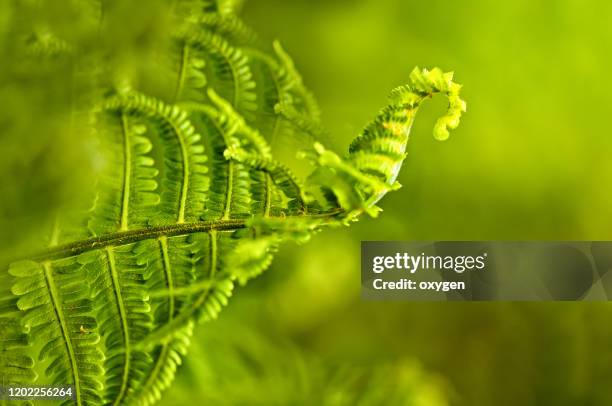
2 0 612 404
163 1 612 405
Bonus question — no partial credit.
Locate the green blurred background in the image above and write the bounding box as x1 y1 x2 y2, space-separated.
162 1 612 405
2 0 612 404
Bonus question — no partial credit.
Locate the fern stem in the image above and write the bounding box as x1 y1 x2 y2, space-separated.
106 247 131 405
30 220 247 261
264 174 272 217
209 230 218 280
119 112 132 231
28 211 344 263
140 342 171 401
43 262 82 406
268 70 282 147
174 44 189 102
49 213 60 246
159 236 175 317
138 237 174 400
222 161 234 220
174 123 190 225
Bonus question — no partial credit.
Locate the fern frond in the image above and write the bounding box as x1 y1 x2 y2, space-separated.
346 66 466 209
130 322 193 406
224 146 307 213
181 28 258 118
0 271 37 389
103 91 209 225
26 31 73 57
87 245 154 405
244 44 324 148
9 259 105 405
197 12 260 47
275 101 330 144
226 234 281 285
272 41 322 121
176 0 242 17
1 4 466 405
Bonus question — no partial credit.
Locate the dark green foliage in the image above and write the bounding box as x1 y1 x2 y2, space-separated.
0 1 464 405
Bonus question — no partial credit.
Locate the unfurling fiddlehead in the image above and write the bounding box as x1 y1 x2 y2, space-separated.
0 1 465 405
305 67 466 218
